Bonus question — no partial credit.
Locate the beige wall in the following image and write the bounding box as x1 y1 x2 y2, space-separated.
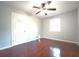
77 8 79 45
0 5 12 48
42 9 78 43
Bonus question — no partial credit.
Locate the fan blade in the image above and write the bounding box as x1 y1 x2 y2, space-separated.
47 8 56 10
36 11 41 14
41 3 45 8
47 1 51 5
33 6 40 9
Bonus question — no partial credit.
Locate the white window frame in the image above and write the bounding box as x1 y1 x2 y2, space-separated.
49 17 61 32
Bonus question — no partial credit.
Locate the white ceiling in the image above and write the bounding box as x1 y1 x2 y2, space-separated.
1 1 79 19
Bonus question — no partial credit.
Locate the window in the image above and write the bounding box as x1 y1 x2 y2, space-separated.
49 17 60 32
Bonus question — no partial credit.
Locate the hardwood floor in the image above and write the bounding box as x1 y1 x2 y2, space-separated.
0 38 79 57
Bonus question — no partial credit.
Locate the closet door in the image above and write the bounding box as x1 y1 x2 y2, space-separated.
12 12 28 46
12 12 38 46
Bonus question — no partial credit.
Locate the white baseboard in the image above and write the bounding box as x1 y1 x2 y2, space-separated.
0 45 12 50
77 43 79 46
41 37 78 45
0 39 39 50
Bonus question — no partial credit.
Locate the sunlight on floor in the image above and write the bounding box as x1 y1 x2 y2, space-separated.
50 47 60 57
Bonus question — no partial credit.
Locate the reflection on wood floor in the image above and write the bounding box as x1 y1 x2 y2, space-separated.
0 38 79 57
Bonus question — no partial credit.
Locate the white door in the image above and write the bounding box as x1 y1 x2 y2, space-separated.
12 12 38 46
12 12 28 46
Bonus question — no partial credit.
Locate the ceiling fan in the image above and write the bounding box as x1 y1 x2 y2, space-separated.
33 1 56 15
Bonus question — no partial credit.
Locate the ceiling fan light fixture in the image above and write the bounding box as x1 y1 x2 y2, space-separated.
45 13 47 15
